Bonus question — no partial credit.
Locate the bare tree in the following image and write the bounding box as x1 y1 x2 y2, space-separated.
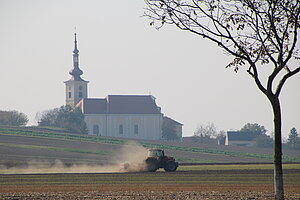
144 0 300 199
194 122 225 144
194 122 217 138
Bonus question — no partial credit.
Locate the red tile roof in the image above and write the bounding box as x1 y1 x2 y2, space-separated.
78 95 161 114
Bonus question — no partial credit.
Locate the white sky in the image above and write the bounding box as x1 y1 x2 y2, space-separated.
0 0 299 139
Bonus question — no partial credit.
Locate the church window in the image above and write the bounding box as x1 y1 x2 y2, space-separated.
134 125 138 134
93 125 99 135
79 92 83 98
79 86 82 90
119 124 123 135
68 92 72 98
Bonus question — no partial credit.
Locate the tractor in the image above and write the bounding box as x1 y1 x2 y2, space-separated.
145 149 178 172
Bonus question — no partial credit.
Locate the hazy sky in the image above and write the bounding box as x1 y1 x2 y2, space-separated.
1 0 299 138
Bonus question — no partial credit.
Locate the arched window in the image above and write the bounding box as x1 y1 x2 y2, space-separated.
93 125 99 135
134 125 138 135
119 124 123 135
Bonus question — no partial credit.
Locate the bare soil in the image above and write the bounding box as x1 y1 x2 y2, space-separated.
1 184 300 199
1 169 300 200
1 131 299 199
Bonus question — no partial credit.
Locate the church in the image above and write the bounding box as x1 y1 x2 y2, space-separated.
64 33 182 140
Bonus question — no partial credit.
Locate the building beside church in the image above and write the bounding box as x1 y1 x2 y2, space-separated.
162 116 183 141
225 131 258 147
64 33 182 140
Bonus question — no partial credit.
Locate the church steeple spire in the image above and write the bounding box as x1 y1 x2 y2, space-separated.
69 32 84 81
73 33 79 53
64 31 89 107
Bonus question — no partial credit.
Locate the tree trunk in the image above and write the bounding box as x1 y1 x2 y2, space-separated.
270 96 284 200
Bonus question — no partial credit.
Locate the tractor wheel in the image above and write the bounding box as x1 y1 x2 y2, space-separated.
145 158 158 172
164 161 177 172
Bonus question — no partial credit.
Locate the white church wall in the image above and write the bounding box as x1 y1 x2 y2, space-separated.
84 114 107 136
84 114 162 140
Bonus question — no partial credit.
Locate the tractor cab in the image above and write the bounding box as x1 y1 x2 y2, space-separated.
148 149 165 159
145 149 178 172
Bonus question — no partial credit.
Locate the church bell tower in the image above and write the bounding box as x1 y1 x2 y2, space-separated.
64 32 89 107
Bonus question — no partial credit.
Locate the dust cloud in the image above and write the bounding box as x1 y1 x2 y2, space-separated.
116 141 149 172
0 142 149 174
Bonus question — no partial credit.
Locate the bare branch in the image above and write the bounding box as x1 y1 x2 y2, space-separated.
144 1 300 199
276 66 300 97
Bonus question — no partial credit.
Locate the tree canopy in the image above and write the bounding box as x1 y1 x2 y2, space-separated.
145 0 299 77
286 127 299 149
240 123 267 135
37 105 87 134
0 110 28 126
144 0 300 199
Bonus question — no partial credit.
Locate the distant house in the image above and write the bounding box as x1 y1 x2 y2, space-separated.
225 131 259 147
162 116 183 140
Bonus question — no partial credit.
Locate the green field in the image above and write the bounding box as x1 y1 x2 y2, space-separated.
1 126 300 166
179 163 300 171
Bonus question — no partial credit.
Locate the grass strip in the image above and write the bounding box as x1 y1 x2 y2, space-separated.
1 126 299 162
178 164 300 171
0 143 114 156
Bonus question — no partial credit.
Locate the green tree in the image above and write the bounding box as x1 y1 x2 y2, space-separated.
38 105 87 134
0 110 28 126
144 1 300 199
287 128 299 149
36 108 59 126
240 123 267 135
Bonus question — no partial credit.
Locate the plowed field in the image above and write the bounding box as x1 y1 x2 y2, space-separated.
1 169 300 199
1 127 300 199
